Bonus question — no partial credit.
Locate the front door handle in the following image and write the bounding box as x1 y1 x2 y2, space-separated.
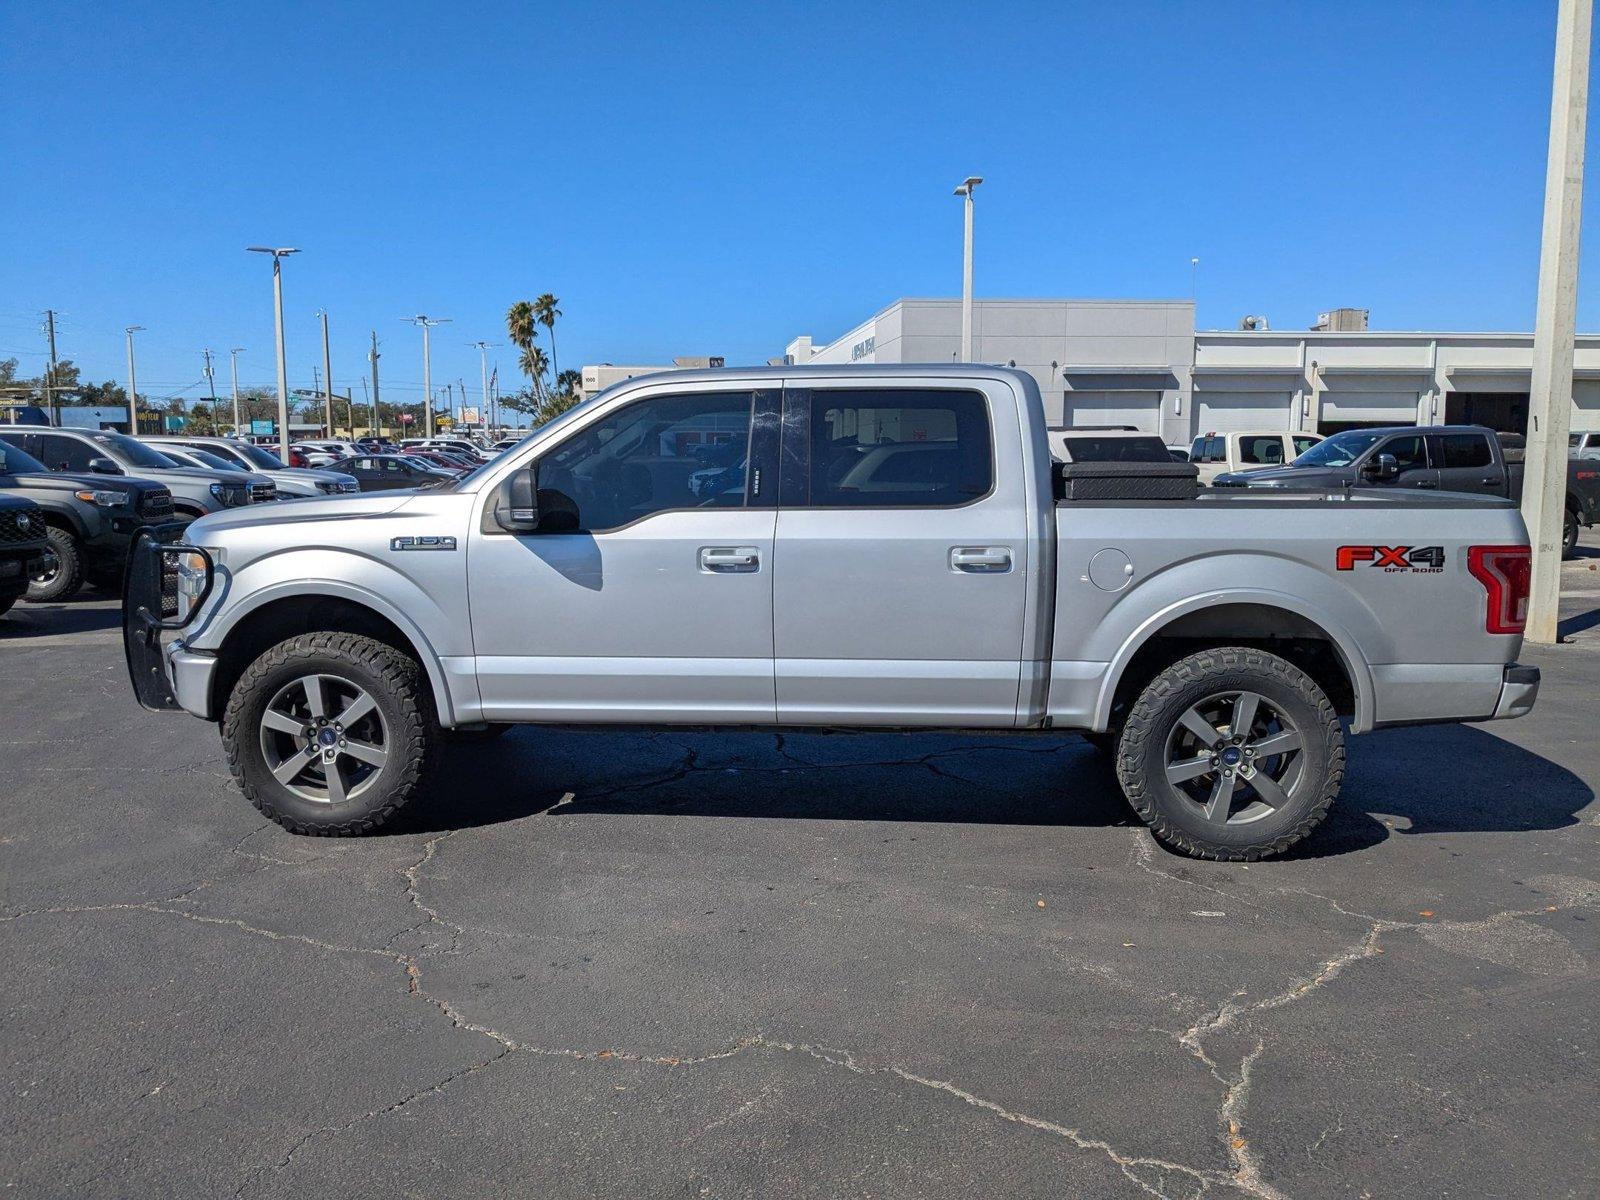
949 546 1013 573
1482 477 1502 486
699 546 760 573
1414 480 1438 488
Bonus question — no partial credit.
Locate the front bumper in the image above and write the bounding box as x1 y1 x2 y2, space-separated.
121 525 211 712
1491 663 1540 720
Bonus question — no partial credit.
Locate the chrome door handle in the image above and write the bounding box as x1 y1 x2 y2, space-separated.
949 546 1012 573
699 546 760 573
1415 481 1437 488
1482 477 1502 486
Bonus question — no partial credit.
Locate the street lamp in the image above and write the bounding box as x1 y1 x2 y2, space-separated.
469 341 497 433
247 246 300 461
124 326 145 428
953 176 983 363
403 315 451 438
229 347 246 437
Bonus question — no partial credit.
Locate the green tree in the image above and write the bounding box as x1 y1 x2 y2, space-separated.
518 344 549 400
505 301 543 401
533 293 562 384
555 368 581 398
536 391 581 425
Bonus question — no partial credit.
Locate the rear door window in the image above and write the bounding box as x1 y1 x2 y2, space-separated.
1238 435 1286 466
1439 433 1493 469
35 434 97 472
793 389 992 507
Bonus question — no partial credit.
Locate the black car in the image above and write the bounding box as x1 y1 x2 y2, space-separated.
0 438 177 601
327 454 455 492
0 494 49 618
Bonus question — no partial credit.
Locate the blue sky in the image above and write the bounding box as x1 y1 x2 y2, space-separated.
2 1 1596 408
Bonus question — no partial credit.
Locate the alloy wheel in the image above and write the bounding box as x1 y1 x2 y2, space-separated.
1162 689 1305 826
258 673 389 805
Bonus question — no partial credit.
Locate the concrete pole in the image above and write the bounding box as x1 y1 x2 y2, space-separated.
125 327 141 429
960 188 975 362
320 311 334 437
1523 0 1592 645
272 258 291 463
229 348 244 436
422 320 433 439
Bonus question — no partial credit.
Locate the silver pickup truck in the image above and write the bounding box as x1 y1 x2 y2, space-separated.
122 366 1539 860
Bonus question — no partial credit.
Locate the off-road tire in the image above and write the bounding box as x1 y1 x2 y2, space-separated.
1115 647 1343 861
1563 508 1579 559
25 526 84 603
222 632 440 835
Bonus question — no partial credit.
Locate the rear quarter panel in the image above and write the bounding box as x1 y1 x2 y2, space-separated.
1048 495 1528 732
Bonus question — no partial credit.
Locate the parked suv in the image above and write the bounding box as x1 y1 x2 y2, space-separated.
0 436 176 599
0 426 278 518
143 436 359 499
0 494 48 617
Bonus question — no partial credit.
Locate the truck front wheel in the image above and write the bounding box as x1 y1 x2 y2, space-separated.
222 632 440 835
1115 648 1344 861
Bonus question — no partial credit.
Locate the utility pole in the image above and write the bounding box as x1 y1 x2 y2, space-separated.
361 376 372 439
1523 0 1592 645
404 315 450 438
247 247 299 462
43 309 59 425
312 366 321 433
318 310 334 436
202 348 217 428
953 177 982 363
369 331 381 437
229 347 245 436
124 326 145 429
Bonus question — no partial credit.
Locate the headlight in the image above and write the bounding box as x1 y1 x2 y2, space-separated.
173 550 210 620
73 489 127 508
315 480 337 494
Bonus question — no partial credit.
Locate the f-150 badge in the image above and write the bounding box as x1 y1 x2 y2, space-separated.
391 536 457 552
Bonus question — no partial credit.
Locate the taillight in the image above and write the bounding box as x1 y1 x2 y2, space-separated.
1467 545 1531 634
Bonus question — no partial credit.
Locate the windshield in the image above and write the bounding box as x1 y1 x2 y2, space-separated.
93 431 177 469
0 442 47 474
233 442 283 469
1289 430 1383 468
180 448 240 472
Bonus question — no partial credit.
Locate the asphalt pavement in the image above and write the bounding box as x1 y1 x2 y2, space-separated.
3 542 1598 1199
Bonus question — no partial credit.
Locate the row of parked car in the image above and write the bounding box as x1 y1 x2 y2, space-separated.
0 425 522 609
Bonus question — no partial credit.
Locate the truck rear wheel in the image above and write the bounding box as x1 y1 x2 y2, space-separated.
1115 647 1343 861
222 632 440 835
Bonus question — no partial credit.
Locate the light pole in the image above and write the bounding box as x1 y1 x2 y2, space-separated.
247 246 300 461
1190 257 1200 302
318 309 334 436
229 347 245 436
404 315 451 438
953 176 982 363
124 326 144 429
469 341 496 434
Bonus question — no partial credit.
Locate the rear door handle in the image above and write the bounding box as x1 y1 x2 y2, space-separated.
699 546 760 573
1415 480 1438 488
1482 477 1502 486
949 546 1013 573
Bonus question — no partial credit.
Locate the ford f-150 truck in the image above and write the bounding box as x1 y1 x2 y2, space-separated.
1214 424 1600 556
122 367 1540 860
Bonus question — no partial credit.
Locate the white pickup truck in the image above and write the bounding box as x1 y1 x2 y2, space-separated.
124 366 1539 860
1189 430 1325 484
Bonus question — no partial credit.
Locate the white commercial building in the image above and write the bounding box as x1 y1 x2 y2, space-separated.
783 298 1600 446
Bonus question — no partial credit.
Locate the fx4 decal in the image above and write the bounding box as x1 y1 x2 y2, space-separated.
1336 545 1445 573
391 536 457 552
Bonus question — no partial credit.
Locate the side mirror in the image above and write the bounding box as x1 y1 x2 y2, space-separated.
89 457 122 475
493 468 541 532
1363 452 1399 481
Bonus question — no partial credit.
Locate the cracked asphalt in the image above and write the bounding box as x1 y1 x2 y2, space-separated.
4 547 1600 1199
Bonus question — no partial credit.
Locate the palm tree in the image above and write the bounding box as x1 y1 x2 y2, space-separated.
533 294 562 383
518 344 550 402
555 368 581 398
505 301 540 396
